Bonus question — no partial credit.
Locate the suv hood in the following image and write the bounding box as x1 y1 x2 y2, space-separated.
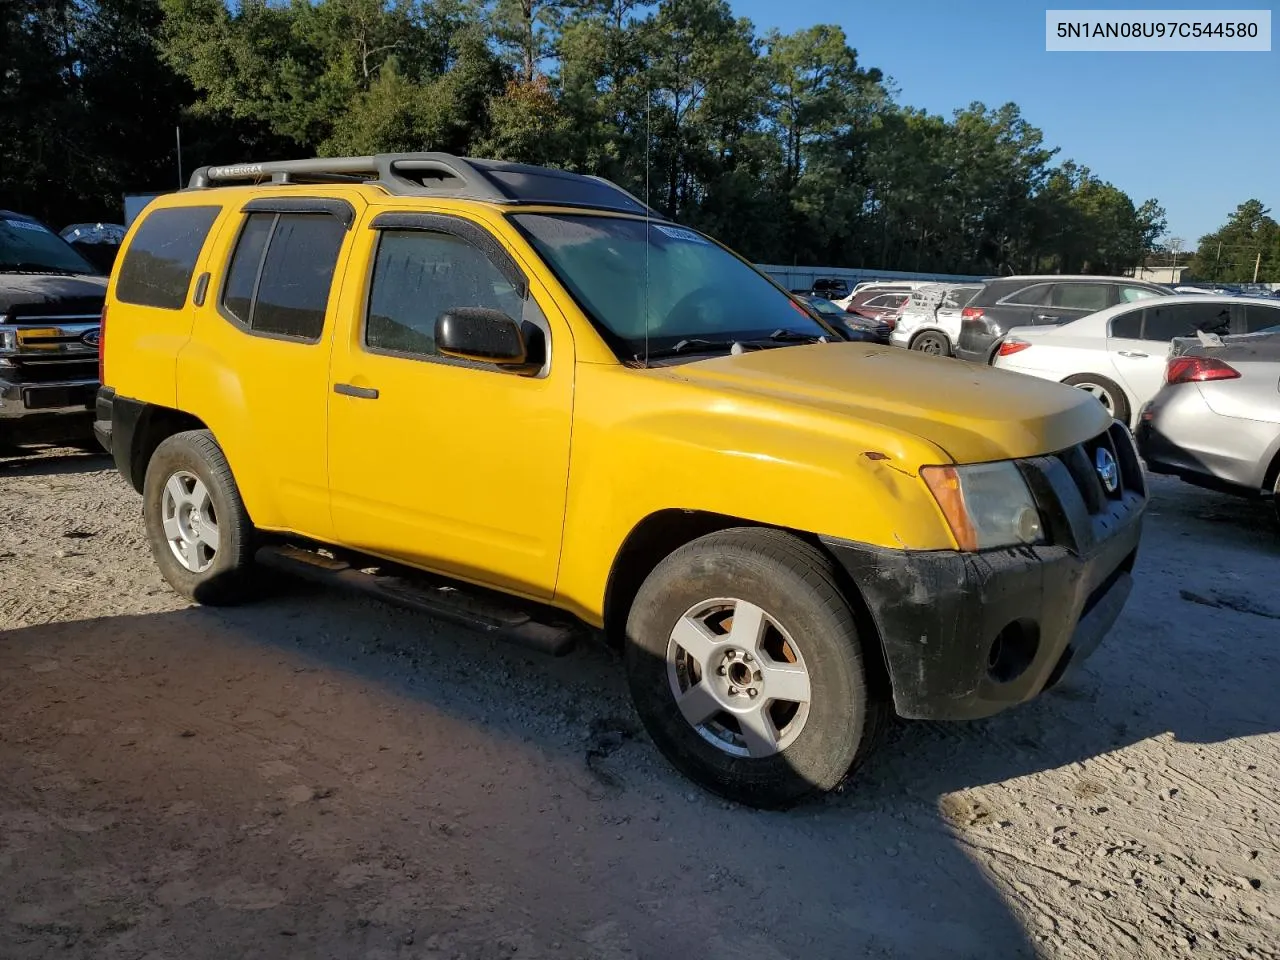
0 273 108 319
658 343 1111 464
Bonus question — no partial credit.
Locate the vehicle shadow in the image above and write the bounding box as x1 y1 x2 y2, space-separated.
2 478 1273 958
0 446 111 477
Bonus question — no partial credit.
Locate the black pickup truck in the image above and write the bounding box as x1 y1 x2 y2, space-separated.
0 211 106 448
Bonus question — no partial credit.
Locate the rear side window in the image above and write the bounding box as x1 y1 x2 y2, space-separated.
1109 309 1144 339
115 206 221 309
1119 285 1161 303
220 212 346 341
1050 283 1110 311
1001 283 1050 306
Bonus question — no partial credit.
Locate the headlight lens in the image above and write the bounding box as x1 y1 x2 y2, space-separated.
921 461 1044 551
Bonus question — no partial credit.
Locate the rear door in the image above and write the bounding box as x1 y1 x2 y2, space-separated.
1036 281 1114 326
1108 301 1234 408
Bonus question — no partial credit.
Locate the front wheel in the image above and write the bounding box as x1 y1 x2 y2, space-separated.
1063 373 1131 426
624 528 881 809
910 331 952 356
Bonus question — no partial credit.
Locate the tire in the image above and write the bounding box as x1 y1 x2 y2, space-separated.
1063 373 1131 426
624 527 883 809
909 330 952 357
142 429 258 605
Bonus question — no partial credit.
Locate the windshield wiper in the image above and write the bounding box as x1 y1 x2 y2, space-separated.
767 328 828 343
634 338 740 361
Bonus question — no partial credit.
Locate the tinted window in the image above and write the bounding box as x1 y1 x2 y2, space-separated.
1142 302 1233 342
1051 283 1110 311
1110 309 1144 339
253 215 346 339
1002 283 1050 306
1243 303 1280 333
366 230 524 358
222 214 273 326
0 215 97 275
865 294 898 308
115 206 221 309
1119 285 1162 303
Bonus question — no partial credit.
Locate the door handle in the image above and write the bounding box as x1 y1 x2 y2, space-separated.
334 383 379 400
1117 350 1148 358
1033 314 1060 322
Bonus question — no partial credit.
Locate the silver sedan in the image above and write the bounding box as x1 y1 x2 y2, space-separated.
1137 330 1280 524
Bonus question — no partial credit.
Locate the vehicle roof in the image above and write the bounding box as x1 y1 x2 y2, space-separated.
986 274 1168 285
184 153 659 219
0 210 43 223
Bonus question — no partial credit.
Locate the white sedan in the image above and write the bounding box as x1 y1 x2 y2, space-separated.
991 295 1280 427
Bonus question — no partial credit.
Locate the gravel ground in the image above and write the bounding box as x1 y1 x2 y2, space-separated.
1 447 1278 960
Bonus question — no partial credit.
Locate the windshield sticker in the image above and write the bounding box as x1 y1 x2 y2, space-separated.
3 219 52 233
653 225 709 244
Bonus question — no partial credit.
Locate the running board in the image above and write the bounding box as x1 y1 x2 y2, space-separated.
256 544 577 657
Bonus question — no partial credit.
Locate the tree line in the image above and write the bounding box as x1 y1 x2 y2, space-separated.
5 0 1175 275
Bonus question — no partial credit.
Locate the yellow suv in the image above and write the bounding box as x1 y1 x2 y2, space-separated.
96 154 1146 808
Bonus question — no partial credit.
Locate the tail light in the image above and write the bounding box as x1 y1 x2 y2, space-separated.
961 307 985 321
98 303 107 384
1165 356 1239 384
997 338 1031 357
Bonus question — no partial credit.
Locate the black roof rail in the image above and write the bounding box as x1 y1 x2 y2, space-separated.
187 153 660 217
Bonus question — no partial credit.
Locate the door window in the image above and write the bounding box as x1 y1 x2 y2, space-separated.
1050 283 1111 311
365 230 528 361
1243 303 1280 333
1140 302 1233 341
1119 285 1162 303
220 212 346 341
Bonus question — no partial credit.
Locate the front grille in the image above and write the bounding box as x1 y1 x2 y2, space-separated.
1053 422 1144 514
7 356 98 383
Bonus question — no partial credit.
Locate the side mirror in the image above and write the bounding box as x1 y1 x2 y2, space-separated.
435 308 536 371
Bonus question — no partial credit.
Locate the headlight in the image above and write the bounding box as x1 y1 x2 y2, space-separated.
921 461 1044 551
0 329 15 354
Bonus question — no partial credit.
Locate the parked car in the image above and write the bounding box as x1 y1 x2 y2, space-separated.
955 275 1172 365
97 152 1145 809
1136 330 1280 523
842 289 910 326
889 283 983 356
0 210 106 449
832 281 926 311
795 294 891 343
60 222 126 275
992 296 1280 427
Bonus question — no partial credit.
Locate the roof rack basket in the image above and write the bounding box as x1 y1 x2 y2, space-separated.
187 153 659 218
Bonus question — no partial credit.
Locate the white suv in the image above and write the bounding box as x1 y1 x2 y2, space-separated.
890 284 983 356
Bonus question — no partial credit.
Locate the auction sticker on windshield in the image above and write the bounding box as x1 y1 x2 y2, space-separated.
654 225 709 244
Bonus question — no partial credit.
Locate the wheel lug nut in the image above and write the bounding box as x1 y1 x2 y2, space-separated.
727 686 738 696
743 653 753 662
753 671 763 682
716 665 726 675
747 688 758 698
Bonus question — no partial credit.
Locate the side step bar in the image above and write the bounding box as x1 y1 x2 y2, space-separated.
256 544 577 657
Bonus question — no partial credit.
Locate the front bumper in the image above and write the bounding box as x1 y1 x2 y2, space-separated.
0 375 98 420
823 422 1146 720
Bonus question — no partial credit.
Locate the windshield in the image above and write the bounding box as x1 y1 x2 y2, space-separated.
512 214 831 356
0 216 99 275
801 296 845 318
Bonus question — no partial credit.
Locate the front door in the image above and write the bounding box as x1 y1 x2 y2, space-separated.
326 212 574 600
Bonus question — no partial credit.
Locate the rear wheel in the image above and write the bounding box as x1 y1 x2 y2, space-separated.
142 430 259 605
910 331 951 356
624 528 882 809
1063 373 1131 426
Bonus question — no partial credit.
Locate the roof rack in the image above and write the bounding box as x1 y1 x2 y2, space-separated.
187 153 660 218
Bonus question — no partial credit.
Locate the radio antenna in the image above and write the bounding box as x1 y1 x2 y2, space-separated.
643 86 651 368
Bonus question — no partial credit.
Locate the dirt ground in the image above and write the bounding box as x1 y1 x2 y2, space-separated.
1 447 1277 960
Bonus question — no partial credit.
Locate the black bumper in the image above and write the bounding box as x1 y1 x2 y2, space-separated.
94 386 147 491
823 423 1146 721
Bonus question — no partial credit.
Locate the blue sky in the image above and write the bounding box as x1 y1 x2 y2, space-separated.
726 0 1279 248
